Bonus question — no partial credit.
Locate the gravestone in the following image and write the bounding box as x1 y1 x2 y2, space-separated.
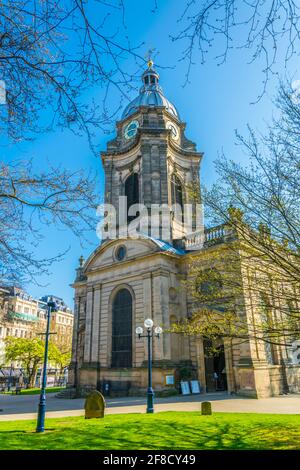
84 390 105 419
201 401 212 415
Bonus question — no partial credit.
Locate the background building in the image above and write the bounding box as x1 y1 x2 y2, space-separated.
0 287 73 366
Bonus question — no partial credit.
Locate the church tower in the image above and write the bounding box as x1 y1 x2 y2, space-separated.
101 60 203 244
69 61 204 396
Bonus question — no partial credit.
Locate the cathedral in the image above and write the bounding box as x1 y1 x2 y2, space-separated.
68 61 300 399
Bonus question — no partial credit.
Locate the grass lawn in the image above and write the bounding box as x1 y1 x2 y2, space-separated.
0 412 299 450
1 387 65 396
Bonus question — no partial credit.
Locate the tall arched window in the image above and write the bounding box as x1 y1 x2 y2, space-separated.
111 289 132 368
171 174 183 209
125 173 139 223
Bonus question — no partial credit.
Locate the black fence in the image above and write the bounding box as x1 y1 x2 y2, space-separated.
0 367 68 392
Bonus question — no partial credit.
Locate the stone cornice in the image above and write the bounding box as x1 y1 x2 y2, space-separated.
115 106 182 128
151 268 171 278
101 127 202 161
81 250 185 282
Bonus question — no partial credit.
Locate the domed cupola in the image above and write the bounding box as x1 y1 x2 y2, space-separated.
121 60 179 120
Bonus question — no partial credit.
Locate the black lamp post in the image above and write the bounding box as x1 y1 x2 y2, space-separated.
135 319 162 414
36 298 58 433
8 362 13 392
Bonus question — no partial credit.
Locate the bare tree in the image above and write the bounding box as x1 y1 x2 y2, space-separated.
171 81 300 352
172 217 300 351
0 1 152 285
0 159 98 285
204 81 300 275
203 80 300 319
173 1 300 96
0 0 147 148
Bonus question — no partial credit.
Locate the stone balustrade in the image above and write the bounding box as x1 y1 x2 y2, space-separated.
184 224 231 250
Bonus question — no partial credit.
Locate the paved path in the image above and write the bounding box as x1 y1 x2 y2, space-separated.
0 392 299 421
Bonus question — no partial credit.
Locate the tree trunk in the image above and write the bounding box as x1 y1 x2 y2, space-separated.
28 364 38 388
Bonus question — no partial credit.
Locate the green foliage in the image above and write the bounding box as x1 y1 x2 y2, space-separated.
5 336 55 364
4 337 70 387
186 181 201 203
50 346 71 371
228 206 244 224
5 336 45 387
0 413 299 450
4 336 44 372
177 365 195 381
194 267 223 302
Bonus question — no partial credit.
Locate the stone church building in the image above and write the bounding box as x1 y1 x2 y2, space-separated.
68 62 300 398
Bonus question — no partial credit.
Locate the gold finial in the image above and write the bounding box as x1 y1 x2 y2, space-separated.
145 47 156 69
147 59 154 68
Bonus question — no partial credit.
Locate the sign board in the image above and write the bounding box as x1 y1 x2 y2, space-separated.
165 375 175 386
180 381 191 395
190 380 201 394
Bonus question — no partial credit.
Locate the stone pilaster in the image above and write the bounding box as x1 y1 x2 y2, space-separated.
91 285 101 363
152 270 170 361
83 287 94 363
98 285 110 368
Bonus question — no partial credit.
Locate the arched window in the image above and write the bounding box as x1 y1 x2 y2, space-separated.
111 289 132 368
171 174 183 209
125 173 139 223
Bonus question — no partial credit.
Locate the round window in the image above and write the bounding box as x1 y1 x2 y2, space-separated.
116 245 126 261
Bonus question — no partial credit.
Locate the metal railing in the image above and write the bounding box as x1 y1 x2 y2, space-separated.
0 367 68 392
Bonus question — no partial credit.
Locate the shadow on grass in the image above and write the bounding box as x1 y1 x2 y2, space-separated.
0 413 299 450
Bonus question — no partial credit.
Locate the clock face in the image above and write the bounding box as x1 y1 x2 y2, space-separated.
166 121 179 140
124 120 139 139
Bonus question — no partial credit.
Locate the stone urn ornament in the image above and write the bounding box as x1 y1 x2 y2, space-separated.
84 390 106 419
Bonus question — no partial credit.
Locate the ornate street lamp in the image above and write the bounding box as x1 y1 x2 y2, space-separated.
36 298 58 433
135 319 162 414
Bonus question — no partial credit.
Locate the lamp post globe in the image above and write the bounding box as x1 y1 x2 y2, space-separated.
144 318 154 329
154 326 162 336
135 326 143 336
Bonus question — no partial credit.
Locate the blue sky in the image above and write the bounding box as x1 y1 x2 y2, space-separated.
2 0 299 307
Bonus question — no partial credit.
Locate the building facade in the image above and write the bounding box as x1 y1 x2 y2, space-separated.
0 287 73 365
69 62 300 398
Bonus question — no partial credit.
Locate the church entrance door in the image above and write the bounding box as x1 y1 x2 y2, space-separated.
203 339 228 392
